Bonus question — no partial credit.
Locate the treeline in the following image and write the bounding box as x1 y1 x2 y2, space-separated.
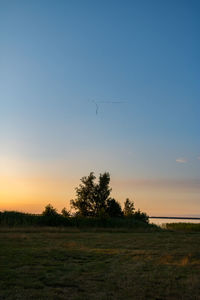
0 172 151 228
0 211 153 229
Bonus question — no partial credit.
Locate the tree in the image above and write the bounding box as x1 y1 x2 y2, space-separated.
133 209 149 223
42 204 59 217
93 172 112 216
70 172 112 217
70 172 148 221
70 172 96 217
61 207 70 217
123 198 135 217
106 198 123 218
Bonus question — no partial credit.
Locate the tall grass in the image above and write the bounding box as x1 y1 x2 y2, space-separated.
0 211 159 230
166 222 200 232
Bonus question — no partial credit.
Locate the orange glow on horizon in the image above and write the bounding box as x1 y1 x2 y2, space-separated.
1 174 200 216
0 175 76 214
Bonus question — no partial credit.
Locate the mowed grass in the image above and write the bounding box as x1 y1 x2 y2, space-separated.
0 227 200 300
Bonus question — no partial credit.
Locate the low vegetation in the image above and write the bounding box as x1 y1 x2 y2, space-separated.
166 222 200 232
0 228 200 299
0 211 156 230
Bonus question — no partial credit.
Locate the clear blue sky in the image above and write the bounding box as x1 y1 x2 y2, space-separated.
0 0 199 215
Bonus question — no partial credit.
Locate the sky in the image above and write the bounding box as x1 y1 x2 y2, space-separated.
0 0 200 216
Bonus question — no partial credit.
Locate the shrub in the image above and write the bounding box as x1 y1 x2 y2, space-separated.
132 210 149 223
123 198 135 217
61 207 70 217
106 199 123 217
42 204 59 217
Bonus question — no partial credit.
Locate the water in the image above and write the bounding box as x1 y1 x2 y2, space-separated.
150 218 200 226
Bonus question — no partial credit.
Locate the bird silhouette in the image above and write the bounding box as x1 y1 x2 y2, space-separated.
91 99 126 115
95 102 99 115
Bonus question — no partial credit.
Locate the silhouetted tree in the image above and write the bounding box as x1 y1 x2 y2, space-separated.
94 172 112 216
133 209 149 223
106 198 123 218
42 204 59 217
70 172 96 216
70 172 112 217
61 207 70 217
70 172 148 222
123 198 135 217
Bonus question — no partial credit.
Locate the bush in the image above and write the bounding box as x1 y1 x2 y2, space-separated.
123 198 135 217
61 207 70 217
106 199 123 217
42 204 59 217
132 210 149 224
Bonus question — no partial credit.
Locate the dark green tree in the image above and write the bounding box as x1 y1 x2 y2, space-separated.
106 198 123 218
123 198 135 217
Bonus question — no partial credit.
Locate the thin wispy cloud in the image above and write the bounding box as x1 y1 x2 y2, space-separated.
176 158 188 164
197 156 200 160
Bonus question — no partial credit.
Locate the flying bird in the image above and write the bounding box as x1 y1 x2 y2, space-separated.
91 100 99 115
90 99 126 115
95 102 99 115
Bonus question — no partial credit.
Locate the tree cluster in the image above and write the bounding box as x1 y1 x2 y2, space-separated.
42 172 149 223
69 172 148 222
70 172 123 217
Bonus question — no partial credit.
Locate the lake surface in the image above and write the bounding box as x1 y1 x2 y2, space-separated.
150 218 200 225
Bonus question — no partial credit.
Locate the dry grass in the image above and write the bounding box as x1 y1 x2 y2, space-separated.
0 228 200 299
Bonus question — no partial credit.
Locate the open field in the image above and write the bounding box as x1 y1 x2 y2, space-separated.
0 227 200 300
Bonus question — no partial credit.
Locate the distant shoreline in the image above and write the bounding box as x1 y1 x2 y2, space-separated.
150 216 200 220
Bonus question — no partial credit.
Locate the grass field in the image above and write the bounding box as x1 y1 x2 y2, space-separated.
0 227 200 300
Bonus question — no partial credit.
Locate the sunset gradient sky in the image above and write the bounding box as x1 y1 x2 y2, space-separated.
0 0 200 215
